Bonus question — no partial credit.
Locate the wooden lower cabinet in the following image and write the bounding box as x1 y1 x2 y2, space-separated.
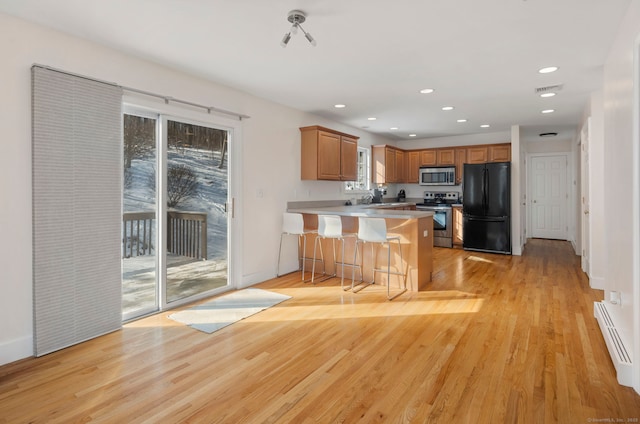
452 205 463 247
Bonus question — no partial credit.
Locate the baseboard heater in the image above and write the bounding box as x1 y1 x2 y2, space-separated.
593 301 633 387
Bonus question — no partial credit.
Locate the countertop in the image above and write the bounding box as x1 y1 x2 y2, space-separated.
287 203 434 220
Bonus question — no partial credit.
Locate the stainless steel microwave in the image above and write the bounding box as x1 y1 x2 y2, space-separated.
419 166 456 186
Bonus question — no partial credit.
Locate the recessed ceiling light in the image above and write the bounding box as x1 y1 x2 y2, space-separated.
457 119 468 123
367 117 377 121
539 132 558 137
390 127 399 130
442 106 454 111
409 134 417 137
334 104 346 108
420 88 435 94
540 92 556 98
541 109 555 114
480 124 490 128
538 66 559 74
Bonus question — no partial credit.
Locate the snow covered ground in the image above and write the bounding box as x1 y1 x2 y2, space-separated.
122 145 228 316
124 145 228 260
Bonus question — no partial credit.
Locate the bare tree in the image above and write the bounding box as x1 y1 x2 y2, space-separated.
123 114 155 169
165 164 198 207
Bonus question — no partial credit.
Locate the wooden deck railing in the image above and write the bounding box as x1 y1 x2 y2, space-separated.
123 211 207 260
167 211 207 260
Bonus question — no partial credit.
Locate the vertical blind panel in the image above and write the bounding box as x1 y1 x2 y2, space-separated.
32 66 123 356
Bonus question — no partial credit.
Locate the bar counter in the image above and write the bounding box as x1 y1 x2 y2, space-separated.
287 204 434 292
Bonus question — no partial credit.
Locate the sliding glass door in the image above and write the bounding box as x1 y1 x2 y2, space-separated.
165 119 229 303
122 113 158 319
122 112 231 321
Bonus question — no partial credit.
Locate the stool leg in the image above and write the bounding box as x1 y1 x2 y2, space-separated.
386 239 407 301
311 235 320 283
351 240 359 291
311 235 328 284
276 233 286 277
339 237 345 289
352 241 373 293
300 234 306 281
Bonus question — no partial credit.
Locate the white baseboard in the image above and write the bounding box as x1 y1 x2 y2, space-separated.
240 270 278 289
594 301 633 387
590 275 606 290
0 335 33 366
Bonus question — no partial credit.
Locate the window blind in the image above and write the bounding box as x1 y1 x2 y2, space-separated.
32 66 123 356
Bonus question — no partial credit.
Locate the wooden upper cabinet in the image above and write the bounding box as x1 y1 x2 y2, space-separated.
316 131 342 180
420 149 437 166
467 146 489 164
372 142 511 185
437 148 455 166
454 148 467 185
372 145 406 184
340 136 358 181
406 151 420 183
385 147 397 183
300 126 359 181
395 149 405 183
489 144 511 162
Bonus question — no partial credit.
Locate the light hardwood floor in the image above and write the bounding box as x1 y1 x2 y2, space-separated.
1 239 639 423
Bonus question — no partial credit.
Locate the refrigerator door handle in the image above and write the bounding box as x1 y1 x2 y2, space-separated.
466 216 508 222
482 168 488 213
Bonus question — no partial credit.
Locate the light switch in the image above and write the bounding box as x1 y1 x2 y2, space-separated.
423 230 429 237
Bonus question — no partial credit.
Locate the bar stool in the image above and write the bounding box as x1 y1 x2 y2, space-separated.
311 215 361 290
352 217 407 300
276 212 318 281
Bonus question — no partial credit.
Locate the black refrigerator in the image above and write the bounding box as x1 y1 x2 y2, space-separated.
462 162 511 254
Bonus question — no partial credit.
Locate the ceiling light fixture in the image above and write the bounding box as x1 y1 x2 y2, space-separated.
442 106 454 111
420 88 435 94
367 117 377 121
538 66 558 74
334 104 346 108
390 127 399 130
457 119 467 123
409 134 417 137
480 124 490 128
541 109 555 114
540 92 556 98
281 10 317 47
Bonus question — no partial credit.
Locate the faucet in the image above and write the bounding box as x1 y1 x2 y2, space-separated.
361 193 374 204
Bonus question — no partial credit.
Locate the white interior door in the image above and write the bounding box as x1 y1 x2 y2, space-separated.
529 154 568 240
581 120 591 274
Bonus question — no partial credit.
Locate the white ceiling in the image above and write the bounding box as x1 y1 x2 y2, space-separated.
1 0 632 143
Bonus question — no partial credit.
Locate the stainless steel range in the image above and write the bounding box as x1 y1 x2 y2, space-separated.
416 191 459 248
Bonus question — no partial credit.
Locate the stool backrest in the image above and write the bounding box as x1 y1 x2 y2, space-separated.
358 217 388 243
318 215 343 238
282 212 305 235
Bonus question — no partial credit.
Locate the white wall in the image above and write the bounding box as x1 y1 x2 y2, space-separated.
599 0 640 392
0 13 392 365
588 91 606 289
511 125 523 256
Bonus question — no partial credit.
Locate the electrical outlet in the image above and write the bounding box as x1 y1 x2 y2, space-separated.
423 230 429 237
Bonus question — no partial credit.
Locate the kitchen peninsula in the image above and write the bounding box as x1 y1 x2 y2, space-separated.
287 203 434 291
